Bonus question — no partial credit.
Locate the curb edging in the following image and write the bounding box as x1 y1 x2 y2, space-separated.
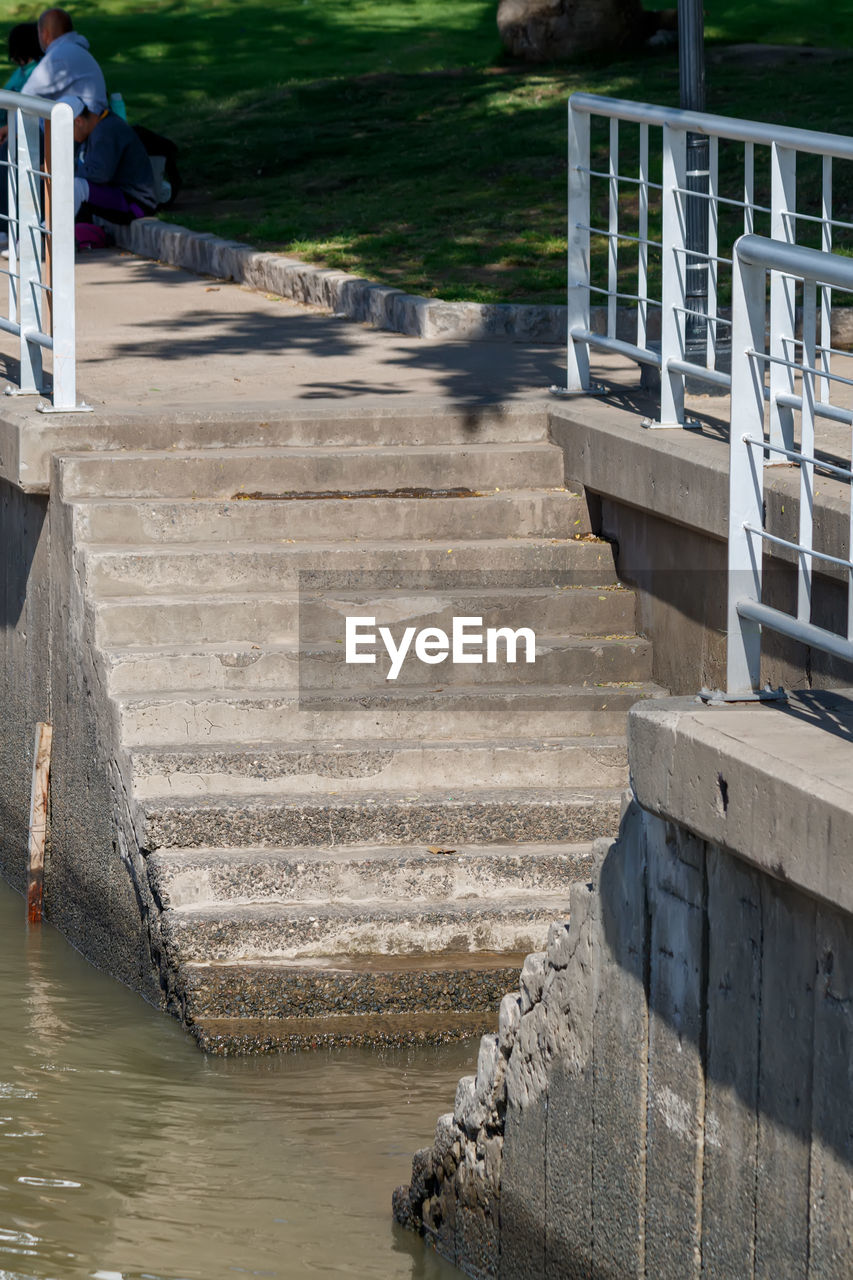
113 217 853 350
114 218 569 344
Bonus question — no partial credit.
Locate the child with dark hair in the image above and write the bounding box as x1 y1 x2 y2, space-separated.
4 22 42 95
0 20 43 243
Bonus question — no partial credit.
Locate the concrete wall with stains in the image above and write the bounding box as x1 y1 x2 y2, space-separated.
395 692 853 1278
0 475 165 1004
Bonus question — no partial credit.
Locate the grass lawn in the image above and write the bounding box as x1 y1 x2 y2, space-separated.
1 0 852 302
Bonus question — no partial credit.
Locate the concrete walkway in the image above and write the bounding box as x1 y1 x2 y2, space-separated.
3 245 849 447
2 245 851 441
2 246 852 504
0 247 708 493
23 251 568 413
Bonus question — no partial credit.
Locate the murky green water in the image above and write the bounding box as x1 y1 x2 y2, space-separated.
0 879 471 1279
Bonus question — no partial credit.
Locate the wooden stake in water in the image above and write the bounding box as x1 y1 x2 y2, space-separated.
27 722 52 925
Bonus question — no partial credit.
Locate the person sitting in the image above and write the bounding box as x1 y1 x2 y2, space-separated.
4 22 42 95
23 8 107 112
64 95 156 226
0 21 45 246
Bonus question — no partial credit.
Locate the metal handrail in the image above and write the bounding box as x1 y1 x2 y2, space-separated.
569 92 853 160
564 93 853 443
0 91 84 412
727 234 853 698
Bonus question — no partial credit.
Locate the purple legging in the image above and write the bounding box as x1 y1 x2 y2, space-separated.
79 182 153 225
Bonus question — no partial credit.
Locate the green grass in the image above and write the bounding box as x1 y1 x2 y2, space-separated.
1 0 852 302
703 0 853 46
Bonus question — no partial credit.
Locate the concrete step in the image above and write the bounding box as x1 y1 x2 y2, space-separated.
57 442 565 499
160 895 574 962
93 584 638 648
148 842 597 909
141 787 623 851
72 489 590 545
82 537 618 597
59 402 552 454
180 952 529 1021
130 737 628 798
189 1010 499 1052
116 682 666 746
103 635 653 695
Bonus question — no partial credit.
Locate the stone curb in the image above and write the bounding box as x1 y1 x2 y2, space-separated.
113 218 568 344
112 217 853 348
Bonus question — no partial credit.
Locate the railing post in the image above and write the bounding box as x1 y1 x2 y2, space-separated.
16 108 42 395
797 279 816 624
48 100 76 410
6 109 17 333
727 242 766 697
819 156 832 406
706 135 719 370
566 98 591 392
607 117 618 341
769 142 797 459
637 123 649 352
656 122 687 427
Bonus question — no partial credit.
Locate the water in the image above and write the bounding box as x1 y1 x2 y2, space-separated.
0 879 472 1279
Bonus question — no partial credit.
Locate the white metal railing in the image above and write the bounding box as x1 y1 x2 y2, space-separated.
0 91 84 412
564 93 853 443
727 234 853 699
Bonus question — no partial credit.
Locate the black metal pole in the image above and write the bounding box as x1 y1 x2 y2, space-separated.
679 0 709 365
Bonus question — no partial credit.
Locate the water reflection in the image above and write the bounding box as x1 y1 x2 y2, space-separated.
0 879 471 1279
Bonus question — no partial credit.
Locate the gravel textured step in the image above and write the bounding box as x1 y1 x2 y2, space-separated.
181 952 529 1021
58 442 565 499
161 896 573 962
148 842 598 908
73 489 589 545
141 787 623 851
117 683 666 746
130 737 628 798
82 537 619 596
190 1010 498 1052
103 635 653 694
93 584 639 648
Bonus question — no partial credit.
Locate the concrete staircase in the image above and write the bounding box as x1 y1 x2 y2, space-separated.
56 406 665 1050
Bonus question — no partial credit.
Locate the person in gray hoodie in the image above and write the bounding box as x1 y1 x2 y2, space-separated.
24 8 107 112
0 11 109 246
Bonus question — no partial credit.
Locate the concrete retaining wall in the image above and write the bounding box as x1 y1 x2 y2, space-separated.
600 498 853 694
0 480 50 893
49 477 169 1000
549 401 853 694
395 692 853 1277
0 478 166 1002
